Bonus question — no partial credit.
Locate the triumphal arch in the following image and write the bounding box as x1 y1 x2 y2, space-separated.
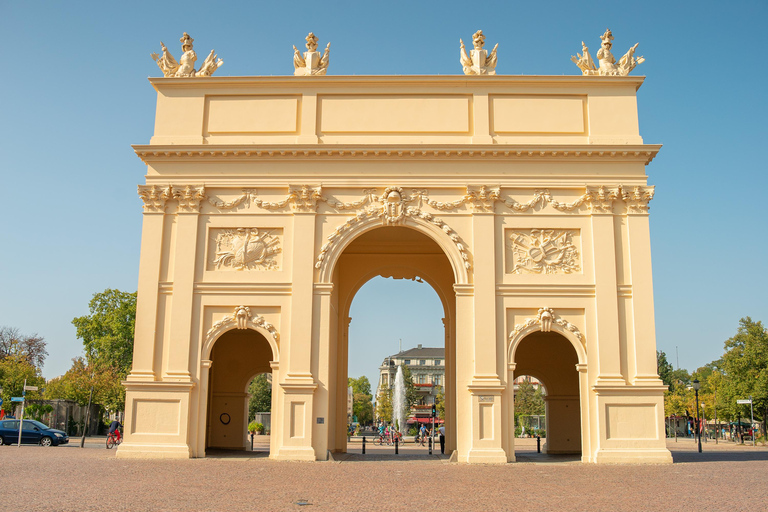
119 30 671 463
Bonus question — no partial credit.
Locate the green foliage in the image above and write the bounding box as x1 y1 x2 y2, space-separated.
44 357 125 412
400 364 420 408
434 385 445 420
72 289 137 375
248 374 272 420
349 376 374 425
348 376 372 396
24 403 53 422
0 356 45 412
249 422 264 434
514 378 545 417
376 387 393 423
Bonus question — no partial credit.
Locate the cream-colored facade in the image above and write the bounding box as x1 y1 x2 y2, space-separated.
119 74 671 464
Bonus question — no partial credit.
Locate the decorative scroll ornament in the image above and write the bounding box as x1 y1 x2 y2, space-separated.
508 229 580 274
213 228 281 270
314 187 471 270
571 29 644 76
137 185 172 211
173 185 206 212
293 32 330 76
460 30 498 75
623 185 655 213
289 185 323 212
510 307 583 341
207 306 280 342
151 32 223 78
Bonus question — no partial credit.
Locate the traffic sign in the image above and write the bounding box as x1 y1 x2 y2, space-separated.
11 397 24 402
737 399 752 404
24 385 38 391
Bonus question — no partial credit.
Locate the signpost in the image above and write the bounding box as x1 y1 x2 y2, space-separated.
737 398 755 446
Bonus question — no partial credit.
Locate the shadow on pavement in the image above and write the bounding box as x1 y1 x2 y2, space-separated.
515 451 581 463
205 449 270 459
672 450 768 463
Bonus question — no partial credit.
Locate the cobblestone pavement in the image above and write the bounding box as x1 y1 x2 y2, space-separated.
4 437 766 511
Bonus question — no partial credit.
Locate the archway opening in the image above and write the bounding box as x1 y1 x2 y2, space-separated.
326 226 457 458
206 328 274 455
513 331 581 457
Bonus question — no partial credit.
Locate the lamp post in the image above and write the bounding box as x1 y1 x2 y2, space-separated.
692 379 702 453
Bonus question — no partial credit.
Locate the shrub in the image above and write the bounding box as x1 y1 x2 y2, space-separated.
248 421 264 434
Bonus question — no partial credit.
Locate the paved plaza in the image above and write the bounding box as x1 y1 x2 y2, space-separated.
5 437 766 511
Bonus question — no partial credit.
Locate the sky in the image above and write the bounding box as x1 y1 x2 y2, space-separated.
1 0 766 387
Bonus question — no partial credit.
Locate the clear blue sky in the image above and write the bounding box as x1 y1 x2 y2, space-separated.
1 1 766 386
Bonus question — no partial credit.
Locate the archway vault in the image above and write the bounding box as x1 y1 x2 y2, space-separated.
322 225 458 457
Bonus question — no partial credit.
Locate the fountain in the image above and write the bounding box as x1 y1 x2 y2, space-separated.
392 365 406 434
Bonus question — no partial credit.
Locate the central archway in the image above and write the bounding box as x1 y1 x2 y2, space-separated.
322 226 460 456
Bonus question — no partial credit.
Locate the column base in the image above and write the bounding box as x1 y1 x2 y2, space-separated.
273 446 318 461
594 448 673 464
116 442 192 459
464 448 508 464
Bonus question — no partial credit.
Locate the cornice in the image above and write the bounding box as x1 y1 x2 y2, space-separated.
148 74 646 91
134 144 661 166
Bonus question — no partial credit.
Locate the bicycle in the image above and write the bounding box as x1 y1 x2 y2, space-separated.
106 431 122 449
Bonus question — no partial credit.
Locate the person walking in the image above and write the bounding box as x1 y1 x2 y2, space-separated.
439 425 445 454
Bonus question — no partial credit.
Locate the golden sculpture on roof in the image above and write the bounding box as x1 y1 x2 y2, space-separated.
572 29 644 76
293 32 330 76
460 30 498 75
151 32 223 78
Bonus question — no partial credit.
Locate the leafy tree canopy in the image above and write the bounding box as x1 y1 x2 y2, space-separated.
248 373 272 420
0 326 48 369
72 289 137 376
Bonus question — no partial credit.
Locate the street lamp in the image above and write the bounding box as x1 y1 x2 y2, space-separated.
692 379 702 453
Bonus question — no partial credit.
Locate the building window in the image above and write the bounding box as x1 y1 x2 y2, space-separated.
404 360 410 365
419 375 425 384
435 359 441 366
434 375 441 386
420 359 426 365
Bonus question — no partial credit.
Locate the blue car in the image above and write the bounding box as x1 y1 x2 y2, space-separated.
0 419 69 446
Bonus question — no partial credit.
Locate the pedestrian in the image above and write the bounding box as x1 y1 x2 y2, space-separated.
439 424 445 454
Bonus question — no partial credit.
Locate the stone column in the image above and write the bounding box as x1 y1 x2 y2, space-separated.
625 193 661 384
165 186 205 381
588 191 624 385
130 186 170 381
194 359 212 457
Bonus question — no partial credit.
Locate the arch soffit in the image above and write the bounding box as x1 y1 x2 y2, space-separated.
316 215 470 286
202 306 280 363
507 309 586 367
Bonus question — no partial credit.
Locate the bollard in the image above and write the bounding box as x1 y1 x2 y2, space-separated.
429 436 432 455
537 435 541 453
251 433 254 452
395 437 399 454
362 436 366 454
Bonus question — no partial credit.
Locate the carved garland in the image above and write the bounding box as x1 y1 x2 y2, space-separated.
206 306 280 342
510 307 583 342
141 184 654 215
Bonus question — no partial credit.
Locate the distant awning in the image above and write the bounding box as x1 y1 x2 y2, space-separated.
412 417 443 424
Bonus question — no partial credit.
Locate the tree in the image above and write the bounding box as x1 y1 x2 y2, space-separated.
400 364 419 408
44 357 125 412
348 376 373 425
719 317 768 436
514 379 545 417
0 355 45 413
0 326 48 369
72 289 137 375
375 388 393 423
657 350 674 386
434 385 445 420
248 374 272 420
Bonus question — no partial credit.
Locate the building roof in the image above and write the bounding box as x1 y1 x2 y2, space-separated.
383 345 444 362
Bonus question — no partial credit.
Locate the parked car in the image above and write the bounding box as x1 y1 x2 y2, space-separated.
0 419 69 446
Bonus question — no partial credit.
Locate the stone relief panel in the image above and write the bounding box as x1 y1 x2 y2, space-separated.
207 228 282 271
506 229 581 274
